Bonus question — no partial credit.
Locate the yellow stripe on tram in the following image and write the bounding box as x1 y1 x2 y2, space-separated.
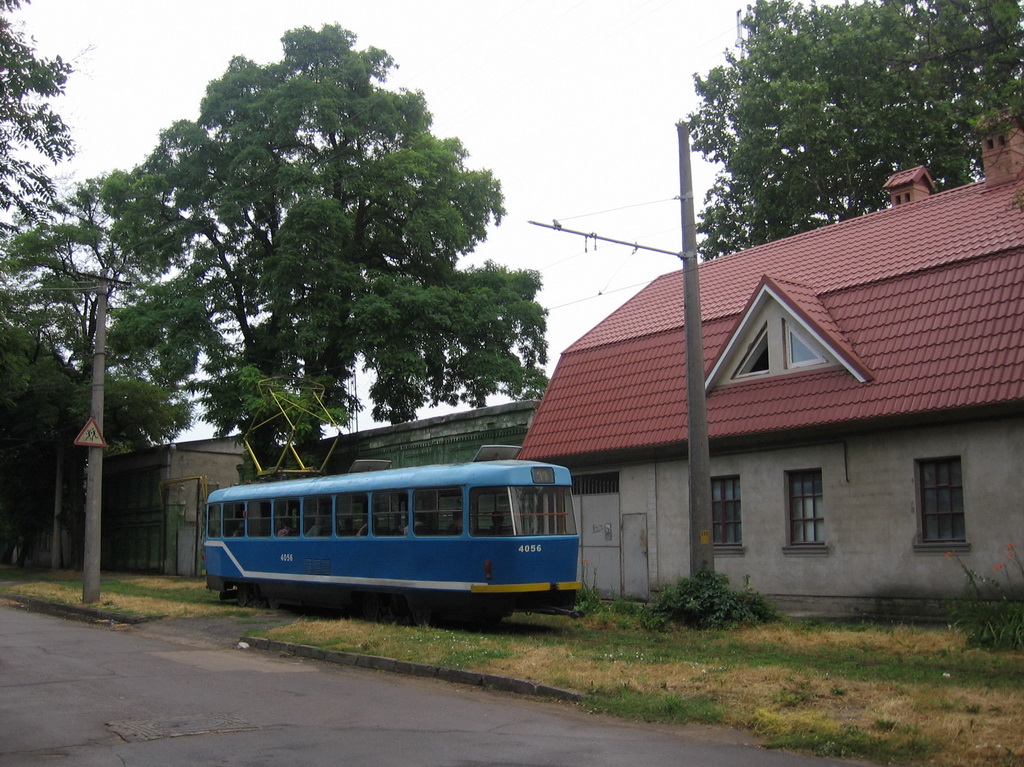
471 581 582 594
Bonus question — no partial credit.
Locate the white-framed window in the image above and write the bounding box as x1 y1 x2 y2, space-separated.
785 321 826 368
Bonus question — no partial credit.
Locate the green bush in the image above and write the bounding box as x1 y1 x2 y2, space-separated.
644 570 779 630
948 598 1024 650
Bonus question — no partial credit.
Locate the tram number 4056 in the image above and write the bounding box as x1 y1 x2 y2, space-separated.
518 544 542 553
280 553 294 562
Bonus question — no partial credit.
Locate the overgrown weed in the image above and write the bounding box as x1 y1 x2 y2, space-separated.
947 546 1024 650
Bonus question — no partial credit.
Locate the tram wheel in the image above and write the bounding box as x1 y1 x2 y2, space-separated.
360 593 382 622
410 607 433 628
236 584 251 608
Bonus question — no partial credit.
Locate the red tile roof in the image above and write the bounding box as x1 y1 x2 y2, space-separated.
521 177 1024 462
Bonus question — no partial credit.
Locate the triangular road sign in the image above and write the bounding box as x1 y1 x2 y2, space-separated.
74 417 107 447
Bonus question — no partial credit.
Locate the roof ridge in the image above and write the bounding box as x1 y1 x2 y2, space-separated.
704 180 987 266
565 177 1024 354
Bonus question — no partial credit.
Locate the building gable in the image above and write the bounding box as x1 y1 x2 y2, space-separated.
706 275 873 390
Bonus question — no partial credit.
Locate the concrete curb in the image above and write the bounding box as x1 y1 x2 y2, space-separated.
241 635 585 702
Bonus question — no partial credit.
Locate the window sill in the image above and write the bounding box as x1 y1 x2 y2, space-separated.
782 544 830 556
913 541 970 555
713 544 745 557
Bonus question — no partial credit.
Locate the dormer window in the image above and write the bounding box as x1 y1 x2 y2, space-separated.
731 319 828 381
708 275 873 391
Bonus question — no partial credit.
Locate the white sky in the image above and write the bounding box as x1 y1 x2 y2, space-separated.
14 0 742 436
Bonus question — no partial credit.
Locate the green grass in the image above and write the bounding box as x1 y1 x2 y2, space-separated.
0 565 79 581
589 690 725 725
656 627 1021 690
96 578 224 605
754 714 935 765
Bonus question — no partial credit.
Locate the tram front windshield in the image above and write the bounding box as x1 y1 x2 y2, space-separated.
470 486 577 537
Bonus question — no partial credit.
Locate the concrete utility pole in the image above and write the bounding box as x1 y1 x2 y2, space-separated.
81 276 108 604
677 122 713 575
530 123 714 577
51 442 63 570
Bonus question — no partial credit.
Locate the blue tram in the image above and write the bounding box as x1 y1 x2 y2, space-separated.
204 460 580 624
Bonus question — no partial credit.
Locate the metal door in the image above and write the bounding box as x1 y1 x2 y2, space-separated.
176 526 196 576
621 513 649 600
577 493 621 598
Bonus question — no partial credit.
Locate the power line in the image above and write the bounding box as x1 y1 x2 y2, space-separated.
553 196 678 223
545 278 654 312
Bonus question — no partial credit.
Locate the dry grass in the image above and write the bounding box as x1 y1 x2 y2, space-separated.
263 616 1024 767
738 622 966 654
0 570 257 619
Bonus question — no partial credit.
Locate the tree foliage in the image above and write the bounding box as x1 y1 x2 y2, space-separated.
7 174 187 414
688 0 1024 259
0 0 73 227
113 25 546 434
0 177 191 565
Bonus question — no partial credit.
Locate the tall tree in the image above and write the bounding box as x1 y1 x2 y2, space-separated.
688 0 1024 259
114 25 547 436
0 0 72 227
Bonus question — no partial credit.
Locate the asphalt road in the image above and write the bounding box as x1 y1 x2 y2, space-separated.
0 605 864 767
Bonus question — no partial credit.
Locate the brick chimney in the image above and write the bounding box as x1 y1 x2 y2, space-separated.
981 115 1024 188
883 165 934 206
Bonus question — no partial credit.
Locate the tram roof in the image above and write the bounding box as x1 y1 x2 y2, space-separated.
207 460 570 502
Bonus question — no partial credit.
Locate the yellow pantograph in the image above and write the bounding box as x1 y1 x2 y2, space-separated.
242 378 341 477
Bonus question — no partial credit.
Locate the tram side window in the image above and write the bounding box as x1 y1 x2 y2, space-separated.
206 503 222 538
248 500 272 538
470 487 513 537
225 502 246 537
335 493 369 536
372 491 408 536
274 498 300 536
413 488 463 536
303 496 332 537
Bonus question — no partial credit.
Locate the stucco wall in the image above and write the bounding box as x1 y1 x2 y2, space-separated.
103 438 245 574
614 415 1024 617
